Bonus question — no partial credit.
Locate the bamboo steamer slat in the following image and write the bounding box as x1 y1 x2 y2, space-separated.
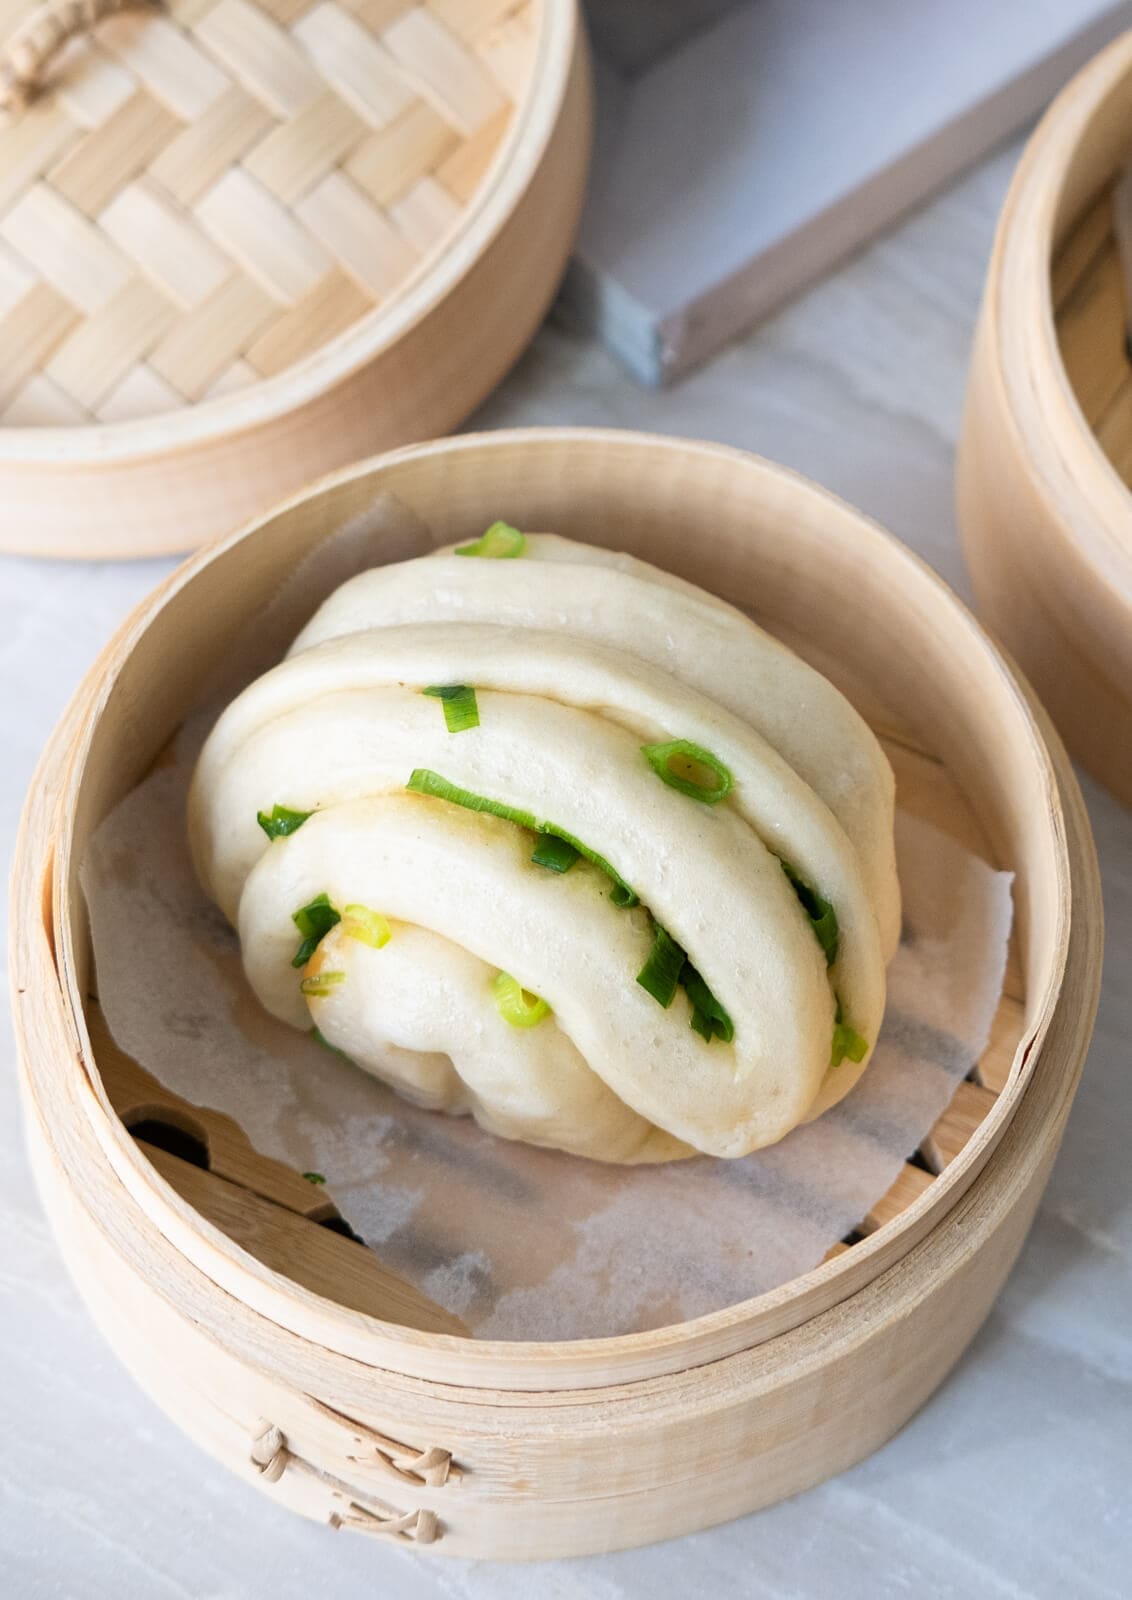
958 29 1132 807
0 0 588 559
10 430 1101 1558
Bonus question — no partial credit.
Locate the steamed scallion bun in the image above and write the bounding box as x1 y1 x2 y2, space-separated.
190 526 899 1162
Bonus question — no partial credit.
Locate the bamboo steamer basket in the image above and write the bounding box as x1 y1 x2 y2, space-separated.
11 430 1101 1559
958 30 1132 807
0 0 588 559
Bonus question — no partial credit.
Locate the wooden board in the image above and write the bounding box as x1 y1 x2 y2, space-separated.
566 0 1132 384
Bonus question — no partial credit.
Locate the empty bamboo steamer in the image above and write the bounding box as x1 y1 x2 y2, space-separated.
958 30 1132 808
0 0 588 557
10 431 1101 1558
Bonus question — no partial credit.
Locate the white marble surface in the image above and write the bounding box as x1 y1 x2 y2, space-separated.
3 139 1131 1598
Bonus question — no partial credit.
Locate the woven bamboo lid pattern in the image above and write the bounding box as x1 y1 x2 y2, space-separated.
0 0 536 424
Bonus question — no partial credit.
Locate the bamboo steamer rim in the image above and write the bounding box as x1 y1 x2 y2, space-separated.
25 428 1078 1390
0 0 578 465
985 27 1132 600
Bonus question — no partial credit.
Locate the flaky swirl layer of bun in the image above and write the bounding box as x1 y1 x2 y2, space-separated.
190 533 899 1162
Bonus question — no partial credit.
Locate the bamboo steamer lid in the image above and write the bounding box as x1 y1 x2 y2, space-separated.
0 0 588 557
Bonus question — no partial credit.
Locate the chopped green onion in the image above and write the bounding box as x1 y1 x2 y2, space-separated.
781 861 839 966
682 962 735 1043
454 520 526 559
291 893 341 969
302 1171 326 1185
311 1025 351 1059
636 923 686 1007
300 970 346 997
406 768 538 829
688 1008 711 1043
493 971 551 1028
423 684 480 733
539 825 639 907
636 926 734 1044
342 904 391 949
408 777 732 1041
405 769 639 906
831 997 867 1068
642 739 733 804
531 835 581 873
257 803 312 840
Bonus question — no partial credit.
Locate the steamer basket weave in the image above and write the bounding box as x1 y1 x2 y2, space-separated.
958 30 1132 807
11 430 1101 1559
0 0 588 557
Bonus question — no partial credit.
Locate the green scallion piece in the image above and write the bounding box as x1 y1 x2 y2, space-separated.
302 1171 326 1185
539 825 639 907
422 684 480 733
493 971 551 1028
636 923 686 1008
342 904 391 949
311 1025 350 1059
781 861 839 966
531 834 581 873
642 739 734 804
636 927 734 1044
406 768 539 829
291 893 341 969
407 776 733 1041
831 997 867 1068
454 520 526 559
681 962 735 1043
405 769 639 907
257 803 312 840
687 1007 710 1042
300 969 346 997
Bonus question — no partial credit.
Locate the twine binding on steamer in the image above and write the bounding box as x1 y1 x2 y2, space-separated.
330 1503 440 1545
0 0 149 116
310 1397 459 1488
249 1419 442 1544
347 1440 455 1490
249 1419 289 1484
